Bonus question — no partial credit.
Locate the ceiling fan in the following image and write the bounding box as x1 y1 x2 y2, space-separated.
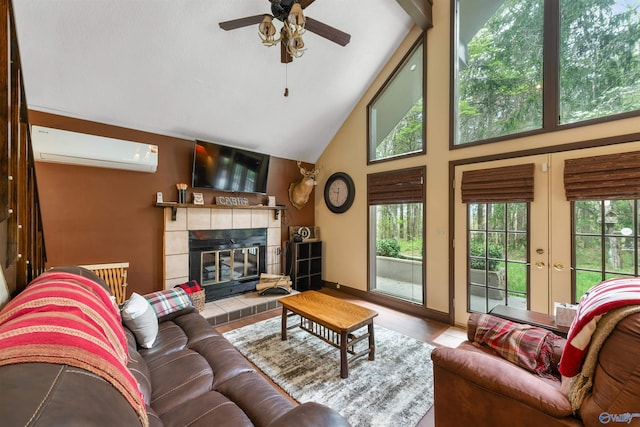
219 0 351 63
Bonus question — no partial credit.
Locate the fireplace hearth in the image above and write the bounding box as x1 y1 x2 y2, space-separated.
190 228 267 302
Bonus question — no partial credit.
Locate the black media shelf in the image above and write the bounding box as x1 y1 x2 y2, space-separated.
286 240 322 291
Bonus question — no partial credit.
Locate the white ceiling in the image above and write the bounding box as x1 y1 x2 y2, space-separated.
13 0 414 163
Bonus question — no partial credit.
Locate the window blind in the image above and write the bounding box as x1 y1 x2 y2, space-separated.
564 151 640 201
368 167 424 205
461 163 535 203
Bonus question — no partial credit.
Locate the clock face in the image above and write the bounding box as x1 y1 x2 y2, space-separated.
329 179 349 207
324 172 355 214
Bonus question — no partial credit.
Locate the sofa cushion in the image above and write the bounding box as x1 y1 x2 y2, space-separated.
126 344 152 406
122 292 158 349
159 390 255 427
148 348 214 416
138 321 189 364
578 312 640 425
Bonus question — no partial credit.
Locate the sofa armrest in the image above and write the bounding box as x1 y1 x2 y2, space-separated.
431 345 572 418
266 402 351 427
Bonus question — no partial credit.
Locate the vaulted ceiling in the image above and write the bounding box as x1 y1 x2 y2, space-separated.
13 1 420 162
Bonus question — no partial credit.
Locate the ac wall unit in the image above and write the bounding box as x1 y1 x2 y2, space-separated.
30 125 158 173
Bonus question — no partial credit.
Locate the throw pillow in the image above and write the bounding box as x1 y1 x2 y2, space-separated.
121 293 158 349
472 313 563 378
144 288 192 318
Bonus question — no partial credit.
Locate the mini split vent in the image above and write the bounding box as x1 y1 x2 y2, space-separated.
30 125 158 173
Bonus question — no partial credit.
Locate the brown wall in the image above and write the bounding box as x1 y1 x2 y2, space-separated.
28 111 315 296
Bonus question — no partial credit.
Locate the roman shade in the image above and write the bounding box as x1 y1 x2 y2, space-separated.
564 151 640 201
368 167 424 205
461 163 535 203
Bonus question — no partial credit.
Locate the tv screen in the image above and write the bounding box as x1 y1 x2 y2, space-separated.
192 140 270 194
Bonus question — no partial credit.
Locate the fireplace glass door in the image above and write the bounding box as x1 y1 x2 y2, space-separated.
201 247 260 285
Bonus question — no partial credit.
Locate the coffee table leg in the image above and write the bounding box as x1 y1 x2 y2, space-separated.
281 306 288 341
368 322 375 361
340 330 348 378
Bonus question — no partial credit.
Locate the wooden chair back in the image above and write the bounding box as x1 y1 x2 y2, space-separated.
80 262 129 304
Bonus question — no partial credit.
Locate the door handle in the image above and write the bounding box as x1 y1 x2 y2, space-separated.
553 263 574 271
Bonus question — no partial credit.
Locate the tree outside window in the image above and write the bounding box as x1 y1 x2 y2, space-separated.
368 38 425 163
454 0 640 146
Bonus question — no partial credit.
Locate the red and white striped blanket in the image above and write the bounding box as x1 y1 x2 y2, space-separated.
0 271 148 426
559 277 640 377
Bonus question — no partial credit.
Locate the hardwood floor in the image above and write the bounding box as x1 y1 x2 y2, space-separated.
215 287 466 427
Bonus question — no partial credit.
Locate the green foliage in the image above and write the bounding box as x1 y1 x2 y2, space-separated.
457 0 640 144
376 239 401 258
375 204 423 243
458 0 544 144
469 242 503 270
559 0 640 123
399 238 423 259
376 99 423 159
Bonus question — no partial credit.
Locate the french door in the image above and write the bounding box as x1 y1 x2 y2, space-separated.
453 141 640 326
454 155 552 325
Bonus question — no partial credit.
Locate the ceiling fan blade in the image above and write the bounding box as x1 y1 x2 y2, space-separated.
299 0 316 9
219 14 266 31
305 17 351 46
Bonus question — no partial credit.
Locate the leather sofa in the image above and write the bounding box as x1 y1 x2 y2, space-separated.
0 267 350 426
430 312 640 427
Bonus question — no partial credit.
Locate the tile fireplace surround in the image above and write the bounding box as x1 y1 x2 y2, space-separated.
162 206 282 292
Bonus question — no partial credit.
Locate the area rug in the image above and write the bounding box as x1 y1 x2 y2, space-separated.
223 316 434 427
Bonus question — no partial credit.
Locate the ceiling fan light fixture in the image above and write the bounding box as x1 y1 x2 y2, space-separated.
282 3 306 59
258 15 279 46
287 34 305 57
287 3 305 28
219 0 351 64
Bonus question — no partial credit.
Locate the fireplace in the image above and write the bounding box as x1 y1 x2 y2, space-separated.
189 228 267 301
161 206 282 299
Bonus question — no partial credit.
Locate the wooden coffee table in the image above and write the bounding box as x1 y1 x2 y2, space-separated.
279 290 379 378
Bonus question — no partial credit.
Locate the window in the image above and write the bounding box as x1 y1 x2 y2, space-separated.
560 1 640 124
565 149 640 301
454 0 640 146
468 202 529 313
368 37 425 163
455 0 544 145
573 200 639 301
368 168 425 304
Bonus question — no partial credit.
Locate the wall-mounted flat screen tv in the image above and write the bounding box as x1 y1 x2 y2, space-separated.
192 140 270 194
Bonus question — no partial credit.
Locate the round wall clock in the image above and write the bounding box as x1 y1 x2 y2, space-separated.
324 172 355 214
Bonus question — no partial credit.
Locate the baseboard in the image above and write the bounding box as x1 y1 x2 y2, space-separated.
322 280 451 324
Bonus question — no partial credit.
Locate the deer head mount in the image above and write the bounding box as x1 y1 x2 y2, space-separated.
288 161 320 210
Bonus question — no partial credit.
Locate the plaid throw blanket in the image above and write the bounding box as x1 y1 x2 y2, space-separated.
0 271 148 426
474 314 562 377
559 277 640 377
175 279 202 294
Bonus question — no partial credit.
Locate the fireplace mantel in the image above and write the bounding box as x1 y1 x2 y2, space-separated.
161 205 282 292
155 203 285 221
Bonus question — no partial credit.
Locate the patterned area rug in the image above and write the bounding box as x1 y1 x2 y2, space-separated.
223 316 434 427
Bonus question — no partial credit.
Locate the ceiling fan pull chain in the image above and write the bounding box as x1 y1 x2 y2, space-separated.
284 63 289 97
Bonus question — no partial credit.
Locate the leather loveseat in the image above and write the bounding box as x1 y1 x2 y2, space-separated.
0 266 350 426
430 312 640 427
